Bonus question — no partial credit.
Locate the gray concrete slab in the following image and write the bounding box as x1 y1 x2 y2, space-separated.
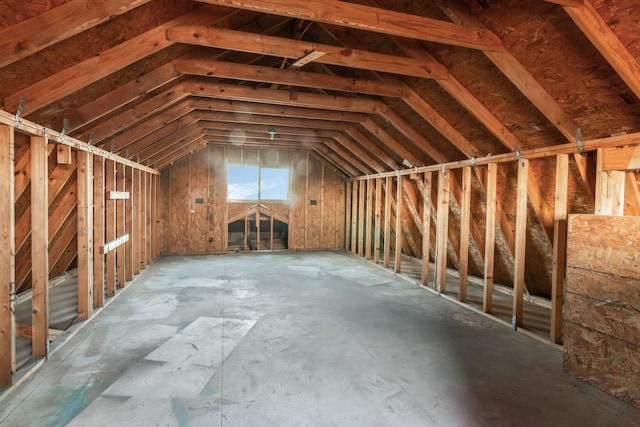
1 251 639 427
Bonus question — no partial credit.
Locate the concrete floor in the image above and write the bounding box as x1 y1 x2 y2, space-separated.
1 251 639 427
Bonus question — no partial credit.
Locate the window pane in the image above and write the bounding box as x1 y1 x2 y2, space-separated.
260 168 289 200
227 165 259 200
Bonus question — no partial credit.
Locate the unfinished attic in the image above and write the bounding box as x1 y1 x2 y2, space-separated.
1 0 640 424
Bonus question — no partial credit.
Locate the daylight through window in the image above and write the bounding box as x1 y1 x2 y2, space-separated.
227 165 290 201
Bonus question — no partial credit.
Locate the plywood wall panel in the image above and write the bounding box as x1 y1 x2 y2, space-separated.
306 155 322 249
321 165 337 249
290 151 307 250
209 147 226 252
188 153 208 253
168 157 189 254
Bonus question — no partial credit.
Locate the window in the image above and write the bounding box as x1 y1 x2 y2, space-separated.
227 165 289 201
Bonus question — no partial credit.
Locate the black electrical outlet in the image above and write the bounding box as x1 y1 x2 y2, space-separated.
310 199 317 205
195 198 204 204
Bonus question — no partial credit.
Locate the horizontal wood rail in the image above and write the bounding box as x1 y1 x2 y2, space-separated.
0 110 159 175
101 234 130 255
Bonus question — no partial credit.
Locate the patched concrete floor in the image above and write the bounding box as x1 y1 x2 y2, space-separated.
1 251 639 426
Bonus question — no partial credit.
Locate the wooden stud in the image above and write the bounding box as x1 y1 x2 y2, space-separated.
132 169 141 275
56 144 72 165
153 174 160 259
373 178 382 264
147 170 153 263
607 171 626 216
345 182 352 250
357 179 366 257
125 167 134 281
365 179 373 260
93 156 105 307
483 163 497 313
513 159 529 328
421 172 433 287
116 163 126 288
31 136 49 358
351 181 358 254
105 160 116 297
383 177 392 268
551 154 569 343
0 125 16 386
394 175 403 273
459 167 471 301
77 151 94 320
140 172 147 269
435 169 450 293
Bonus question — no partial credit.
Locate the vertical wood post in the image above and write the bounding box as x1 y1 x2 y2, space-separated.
551 154 569 343
105 160 116 296
31 136 49 358
125 166 134 281
357 179 366 257
594 148 607 214
146 172 152 264
153 174 160 259
483 163 498 313
77 151 94 320
93 156 105 307
116 163 126 288
350 181 357 254
421 172 432 287
345 182 352 251
365 178 373 260
0 125 16 386
607 170 625 215
435 169 450 293
373 178 382 264
513 159 529 328
140 172 147 270
394 175 403 273
459 167 471 301
383 176 392 268
132 169 140 275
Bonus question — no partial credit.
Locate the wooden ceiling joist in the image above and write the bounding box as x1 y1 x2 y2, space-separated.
195 0 502 51
166 25 449 80
175 59 409 98
0 0 153 69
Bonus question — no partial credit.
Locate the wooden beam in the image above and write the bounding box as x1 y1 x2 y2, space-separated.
561 0 640 101
544 0 585 6
116 163 126 288
167 26 448 80
0 0 152 68
434 170 450 293
345 182 352 250
421 172 433 287
93 156 105 308
176 59 408 98
551 154 568 344
483 163 497 313
512 159 529 328
132 169 141 275
365 179 373 260
125 167 134 281
350 181 358 254
140 173 148 270
357 178 366 256
77 151 94 320
57 145 72 165
373 178 382 264
105 160 116 297
0 125 16 386
31 136 49 358
4 7 234 115
383 177 392 268
458 167 471 301
196 0 501 51
185 80 385 113
607 170 626 216
394 175 403 273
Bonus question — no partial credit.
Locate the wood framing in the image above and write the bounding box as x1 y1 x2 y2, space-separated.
365 179 373 260
125 167 134 281
350 181 358 254
394 175 403 273
93 156 105 308
105 160 116 297
421 172 433 287
0 125 16 386
512 160 529 328
116 163 126 288
358 179 366 257
483 163 498 313
31 136 49 358
383 176 392 269
373 178 382 265
77 151 94 320
551 154 569 343
434 170 450 293
458 167 472 301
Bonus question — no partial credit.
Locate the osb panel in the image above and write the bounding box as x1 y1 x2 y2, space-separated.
188 152 208 253
565 290 640 347
168 156 189 253
289 151 307 250
321 166 338 249
592 0 640 60
567 215 640 277
563 322 640 408
465 0 640 138
305 155 323 249
208 146 226 252
0 0 70 29
0 0 197 110
566 266 640 306
159 171 169 253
